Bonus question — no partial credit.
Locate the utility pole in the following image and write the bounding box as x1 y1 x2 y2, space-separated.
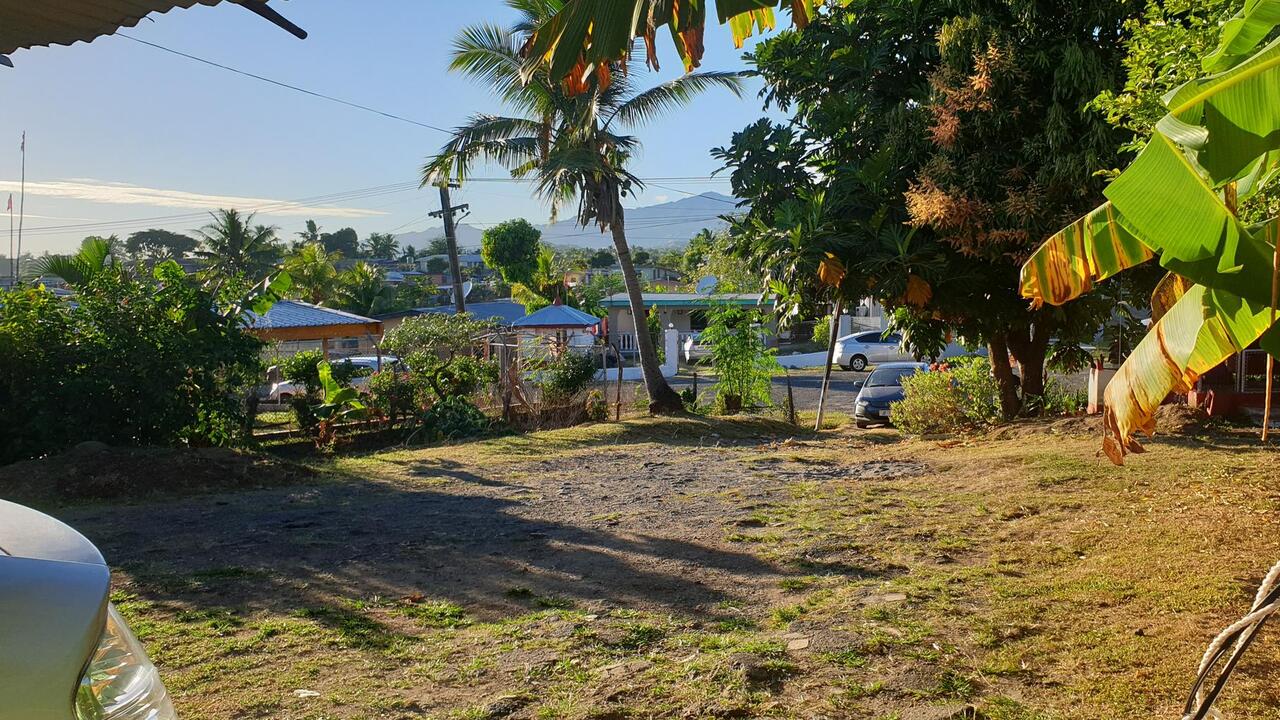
430 182 469 314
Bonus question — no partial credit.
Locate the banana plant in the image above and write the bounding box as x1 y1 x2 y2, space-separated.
524 0 837 87
1020 4 1280 716
311 360 366 448
1020 0 1280 466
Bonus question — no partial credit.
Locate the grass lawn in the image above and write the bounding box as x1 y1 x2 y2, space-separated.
35 415 1280 719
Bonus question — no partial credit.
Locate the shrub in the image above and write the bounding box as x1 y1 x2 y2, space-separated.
422 396 489 440
539 351 598 402
812 314 831 349
1039 377 1087 416
0 264 264 463
366 371 419 424
890 356 1002 435
702 304 780 414
279 350 362 394
411 354 499 401
585 389 608 421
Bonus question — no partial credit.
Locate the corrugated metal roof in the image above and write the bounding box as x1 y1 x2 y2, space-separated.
1 0 302 57
418 300 527 326
2 1 218 55
512 303 601 329
246 300 380 330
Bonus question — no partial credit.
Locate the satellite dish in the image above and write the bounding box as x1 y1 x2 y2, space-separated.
695 276 719 295
461 280 475 299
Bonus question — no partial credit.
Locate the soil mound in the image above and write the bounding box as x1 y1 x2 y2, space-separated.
0 445 315 505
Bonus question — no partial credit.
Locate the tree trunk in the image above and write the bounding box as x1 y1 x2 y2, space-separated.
609 210 683 414
1007 325 1050 410
988 333 1021 419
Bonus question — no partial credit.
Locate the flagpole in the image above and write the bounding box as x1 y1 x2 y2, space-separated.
16 132 24 281
7 196 13 283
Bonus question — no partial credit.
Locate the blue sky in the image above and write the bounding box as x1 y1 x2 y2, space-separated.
0 1 783 255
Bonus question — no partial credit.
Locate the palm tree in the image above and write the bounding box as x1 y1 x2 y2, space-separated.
363 232 400 260
283 242 341 305
194 209 282 280
423 6 744 413
25 236 122 287
295 219 322 252
336 261 394 315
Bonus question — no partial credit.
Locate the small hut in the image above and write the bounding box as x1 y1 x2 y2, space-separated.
511 301 601 355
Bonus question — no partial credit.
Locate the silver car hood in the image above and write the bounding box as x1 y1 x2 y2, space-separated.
0 500 110 720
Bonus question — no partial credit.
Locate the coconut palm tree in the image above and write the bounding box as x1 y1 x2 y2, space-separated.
363 232 400 260
283 242 341 305
423 6 744 413
24 236 122 287
294 219 322 252
336 261 394 315
194 209 282 281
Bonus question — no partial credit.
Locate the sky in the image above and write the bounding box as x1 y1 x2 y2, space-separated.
0 1 786 256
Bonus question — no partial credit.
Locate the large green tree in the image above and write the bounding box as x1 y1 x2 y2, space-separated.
481 218 543 287
284 242 341 305
423 3 744 413
363 232 400 259
718 0 1139 415
126 229 199 261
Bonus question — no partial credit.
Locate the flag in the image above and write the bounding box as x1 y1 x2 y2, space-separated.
19 132 24 152
5 194 10 212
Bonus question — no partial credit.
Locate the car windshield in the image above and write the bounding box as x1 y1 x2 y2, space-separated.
866 366 920 387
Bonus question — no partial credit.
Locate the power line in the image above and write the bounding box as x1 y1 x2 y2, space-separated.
117 33 455 135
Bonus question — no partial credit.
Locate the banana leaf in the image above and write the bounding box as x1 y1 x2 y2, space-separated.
1159 35 1280 186
1150 272 1193 324
1102 284 1278 464
1202 0 1280 72
1105 134 1278 307
1019 202 1154 307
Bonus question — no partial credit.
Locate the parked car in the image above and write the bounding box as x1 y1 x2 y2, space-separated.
0 499 177 719
835 331 980 371
852 361 930 428
340 355 401 389
259 355 401 403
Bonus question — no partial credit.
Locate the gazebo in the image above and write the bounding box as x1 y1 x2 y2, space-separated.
511 301 601 352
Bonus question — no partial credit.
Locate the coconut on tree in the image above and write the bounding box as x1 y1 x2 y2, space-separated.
422 2 744 413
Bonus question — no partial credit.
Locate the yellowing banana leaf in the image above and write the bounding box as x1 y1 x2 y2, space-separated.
1150 272 1193 324
1019 202 1154 307
1105 134 1279 307
1203 0 1280 72
1160 35 1280 186
817 253 846 288
1102 284 1278 464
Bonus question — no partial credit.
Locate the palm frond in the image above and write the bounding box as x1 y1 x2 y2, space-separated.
607 70 748 129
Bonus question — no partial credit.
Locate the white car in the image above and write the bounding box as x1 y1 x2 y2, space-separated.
834 331 909 371
0 499 177 719
834 331 979 371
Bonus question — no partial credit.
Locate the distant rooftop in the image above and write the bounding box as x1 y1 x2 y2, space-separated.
417 299 527 326
246 300 379 330
599 292 769 308
512 303 601 329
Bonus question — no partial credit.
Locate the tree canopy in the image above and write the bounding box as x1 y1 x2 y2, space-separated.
481 218 543 287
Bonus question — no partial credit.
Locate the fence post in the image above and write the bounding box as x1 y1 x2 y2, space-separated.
612 343 623 421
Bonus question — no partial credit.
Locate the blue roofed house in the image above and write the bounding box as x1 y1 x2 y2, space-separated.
246 300 383 358
512 302 601 353
374 299 528 336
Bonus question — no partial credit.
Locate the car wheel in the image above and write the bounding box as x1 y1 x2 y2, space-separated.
849 355 868 372
856 420 870 429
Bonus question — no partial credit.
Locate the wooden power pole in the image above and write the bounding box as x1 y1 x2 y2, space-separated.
431 182 469 314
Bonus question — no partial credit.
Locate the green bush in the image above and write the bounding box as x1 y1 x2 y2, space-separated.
539 351 598 402
812 315 831 349
890 357 1002 435
1039 377 1087 416
423 396 490 440
585 389 609 421
410 354 499 401
278 350 362 394
366 371 419 424
0 264 264 463
702 305 780 414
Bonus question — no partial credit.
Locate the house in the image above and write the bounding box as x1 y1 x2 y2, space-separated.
246 300 383 359
511 301 601 354
598 292 775 355
564 266 685 291
1187 345 1279 419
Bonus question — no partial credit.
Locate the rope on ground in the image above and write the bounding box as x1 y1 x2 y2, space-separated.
1183 558 1280 720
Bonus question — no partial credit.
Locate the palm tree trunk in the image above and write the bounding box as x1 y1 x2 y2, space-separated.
609 208 683 414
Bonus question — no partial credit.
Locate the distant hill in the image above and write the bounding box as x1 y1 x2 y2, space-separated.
394 192 740 251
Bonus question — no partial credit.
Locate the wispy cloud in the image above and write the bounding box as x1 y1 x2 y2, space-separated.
0 179 386 218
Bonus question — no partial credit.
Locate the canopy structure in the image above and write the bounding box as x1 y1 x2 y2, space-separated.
0 0 304 62
512 302 601 330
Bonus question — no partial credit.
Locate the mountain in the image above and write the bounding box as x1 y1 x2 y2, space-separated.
394 191 739 252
